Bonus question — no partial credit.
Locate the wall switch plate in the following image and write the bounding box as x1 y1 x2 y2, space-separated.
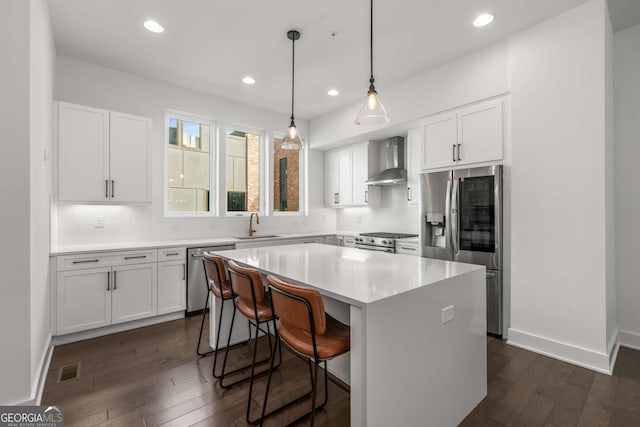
441 305 454 325
94 216 105 229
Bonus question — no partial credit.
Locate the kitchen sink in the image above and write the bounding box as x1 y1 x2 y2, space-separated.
234 235 281 240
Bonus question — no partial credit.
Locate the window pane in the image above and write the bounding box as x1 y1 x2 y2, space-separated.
168 117 211 212
273 138 299 212
226 129 260 212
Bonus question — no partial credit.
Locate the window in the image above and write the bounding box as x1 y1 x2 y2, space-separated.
226 128 262 213
165 112 215 215
273 137 302 213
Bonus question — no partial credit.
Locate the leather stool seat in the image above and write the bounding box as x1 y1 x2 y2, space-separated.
236 297 274 321
278 315 350 361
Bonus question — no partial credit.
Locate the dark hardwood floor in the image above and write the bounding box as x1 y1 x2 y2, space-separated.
43 316 640 426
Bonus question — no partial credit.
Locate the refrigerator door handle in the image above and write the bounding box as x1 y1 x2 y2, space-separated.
451 178 459 256
444 179 452 253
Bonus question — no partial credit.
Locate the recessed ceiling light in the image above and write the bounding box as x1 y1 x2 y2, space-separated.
144 20 164 33
473 13 494 27
328 89 340 97
242 76 256 85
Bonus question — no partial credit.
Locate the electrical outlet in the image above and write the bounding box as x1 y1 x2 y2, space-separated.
356 216 362 224
170 225 181 232
441 305 454 325
94 216 105 229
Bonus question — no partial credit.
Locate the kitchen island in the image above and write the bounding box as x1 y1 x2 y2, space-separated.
210 243 486 427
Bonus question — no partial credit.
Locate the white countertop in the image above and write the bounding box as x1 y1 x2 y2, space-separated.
50 232 334 256
211 243 483 307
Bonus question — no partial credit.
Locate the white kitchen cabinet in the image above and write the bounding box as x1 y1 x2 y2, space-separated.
57 102 151 204
423 98 503 170
406 128 423 206
396 238 419 256
325 141 378 208
298 236 326 244
111 263 157 324
57 267 112 335
157 259 186 315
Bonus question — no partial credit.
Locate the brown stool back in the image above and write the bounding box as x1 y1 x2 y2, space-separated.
261 274 350 426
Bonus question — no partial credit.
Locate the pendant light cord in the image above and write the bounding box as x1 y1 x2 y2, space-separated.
291 35 296 123
369 0 375 89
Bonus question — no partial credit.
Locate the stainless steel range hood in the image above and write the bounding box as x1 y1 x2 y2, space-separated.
365 136 407 186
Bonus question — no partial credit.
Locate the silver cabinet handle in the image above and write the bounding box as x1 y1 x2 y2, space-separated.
113 270 117 290
407 187 411 201
72 259 99 264
182 263 186 280
457 144 461 161
124 255 147 260
107 271 110 291
399 246 417 251
165 252 180 256
365 190 368 203
111 180 115 198
453 144 456 162
105 179 109 198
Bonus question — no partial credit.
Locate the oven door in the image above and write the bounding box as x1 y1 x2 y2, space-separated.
355 244 395 254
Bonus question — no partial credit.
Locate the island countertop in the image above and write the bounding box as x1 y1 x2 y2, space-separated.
211 243 484 307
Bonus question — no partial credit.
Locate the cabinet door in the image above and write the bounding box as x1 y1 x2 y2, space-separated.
157 260 186 315
351 144 369 206
406 128 423 205
423 113 456 170
57 268 111 335
337 149 353 205
457 100 503 166
109 112 152 203
111 263 157 324
58 102 110 202
325 151 339 206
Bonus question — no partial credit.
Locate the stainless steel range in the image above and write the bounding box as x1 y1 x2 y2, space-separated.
355 232 419 253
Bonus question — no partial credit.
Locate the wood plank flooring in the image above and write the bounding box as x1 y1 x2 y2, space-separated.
43 316 640 426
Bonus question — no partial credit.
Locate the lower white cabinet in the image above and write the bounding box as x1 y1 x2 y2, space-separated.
111 263 157 324
57 267 112 335
157 260 186 315
56 262 157 334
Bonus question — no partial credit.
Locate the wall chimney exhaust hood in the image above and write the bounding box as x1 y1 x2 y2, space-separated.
365 136 406 186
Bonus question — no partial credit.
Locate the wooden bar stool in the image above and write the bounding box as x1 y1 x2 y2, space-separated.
225 261 282 425
261 275 350 427
196 253 246 378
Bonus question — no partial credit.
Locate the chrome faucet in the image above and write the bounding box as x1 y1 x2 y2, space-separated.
249 212 260 237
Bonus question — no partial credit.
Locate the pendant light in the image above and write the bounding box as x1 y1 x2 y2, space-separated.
355 0 389 126
281 30 303 150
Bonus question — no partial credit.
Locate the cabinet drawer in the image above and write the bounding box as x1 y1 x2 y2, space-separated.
158 247 186 261
396 243 419 255
57 249 158 271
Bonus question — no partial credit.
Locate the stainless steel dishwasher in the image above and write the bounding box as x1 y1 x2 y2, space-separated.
187 245 235 313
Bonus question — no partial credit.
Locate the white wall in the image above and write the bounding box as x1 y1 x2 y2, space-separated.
0 0 32 406
309 42 510 148
29 0 54 398
614 24 640 346
53 56 336 247
508 0 613 371
0 0 54 405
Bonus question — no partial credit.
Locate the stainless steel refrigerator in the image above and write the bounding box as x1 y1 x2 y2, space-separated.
419 165 503 336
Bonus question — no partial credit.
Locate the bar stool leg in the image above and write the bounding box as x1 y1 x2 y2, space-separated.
211 296 230 378
196 291 213 357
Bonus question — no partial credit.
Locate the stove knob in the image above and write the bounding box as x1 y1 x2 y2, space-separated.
368 238 374 244
382 240 388 245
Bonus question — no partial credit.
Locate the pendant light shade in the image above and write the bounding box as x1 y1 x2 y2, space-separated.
355 0 389 126
281 30 303 150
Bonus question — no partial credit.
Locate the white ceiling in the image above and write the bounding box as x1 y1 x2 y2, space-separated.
49 0 633 120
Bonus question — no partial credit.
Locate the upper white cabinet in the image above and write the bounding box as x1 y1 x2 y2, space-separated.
423 99 503 170
325 141 378 208
57 102 152 204
406 128 423 206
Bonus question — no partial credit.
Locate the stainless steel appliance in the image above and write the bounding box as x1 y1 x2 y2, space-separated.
187 245 235 313
355 232 419 253
365 137 407 186
419 165 503 336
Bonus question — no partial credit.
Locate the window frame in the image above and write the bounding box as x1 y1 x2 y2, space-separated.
223 123 266 217
270 132 307 217
163 109 218 218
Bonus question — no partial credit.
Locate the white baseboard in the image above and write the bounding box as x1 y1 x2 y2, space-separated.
618 330 640 351
9 336 54 406
52 312 184 346
507 328 615 374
